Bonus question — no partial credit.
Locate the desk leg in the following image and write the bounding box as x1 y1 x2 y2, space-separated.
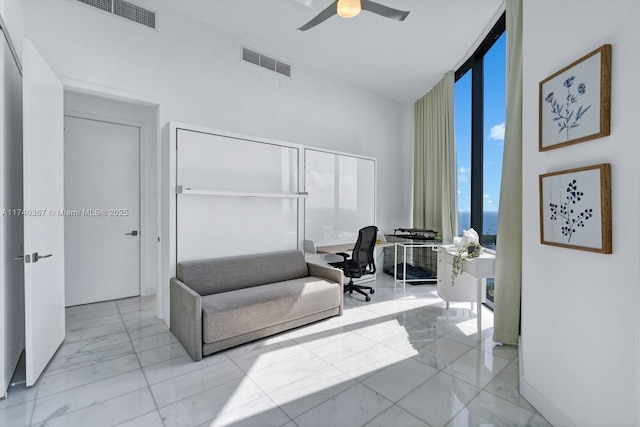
476 277 482 342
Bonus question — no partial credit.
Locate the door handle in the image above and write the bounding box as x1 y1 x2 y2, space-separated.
32 252 52 263
14 255 32 263
125 230 139 236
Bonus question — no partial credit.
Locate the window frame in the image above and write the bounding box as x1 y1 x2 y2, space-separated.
455 14 506 242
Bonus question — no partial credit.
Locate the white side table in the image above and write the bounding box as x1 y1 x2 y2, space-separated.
438 246 496 341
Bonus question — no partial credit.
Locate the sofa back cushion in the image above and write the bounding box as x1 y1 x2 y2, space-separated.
176 250 309 296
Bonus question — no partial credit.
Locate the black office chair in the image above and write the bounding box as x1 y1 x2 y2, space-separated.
330 225 378 301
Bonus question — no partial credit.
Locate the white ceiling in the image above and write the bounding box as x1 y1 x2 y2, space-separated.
136 0 505 104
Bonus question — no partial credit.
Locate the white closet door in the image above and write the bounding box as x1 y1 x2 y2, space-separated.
64 116 140 306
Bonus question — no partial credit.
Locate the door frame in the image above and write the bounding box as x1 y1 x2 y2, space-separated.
62 82 160 306
63 112 143 303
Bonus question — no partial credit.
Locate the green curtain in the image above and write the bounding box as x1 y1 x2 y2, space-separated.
493 0 523 345
413 71 457 242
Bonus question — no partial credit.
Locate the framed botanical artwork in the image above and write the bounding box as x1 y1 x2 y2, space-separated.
539 44 611 151
539 164 611 253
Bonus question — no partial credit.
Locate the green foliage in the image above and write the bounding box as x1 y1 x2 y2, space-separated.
451 242 482 285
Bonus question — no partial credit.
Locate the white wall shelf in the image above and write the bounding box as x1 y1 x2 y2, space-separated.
176 185 308 199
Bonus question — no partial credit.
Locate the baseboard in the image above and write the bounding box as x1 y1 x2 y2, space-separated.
519 337 575 427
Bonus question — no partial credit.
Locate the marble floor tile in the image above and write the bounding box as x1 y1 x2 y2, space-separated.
131 330 178 353
527 412 554 427
265 365 357 419
31 370 148 424
228 341 312 374
0 383 39 411
1 276 544 427
247 352 334 394
65 300 117 316
55 331 131 357
484 361 536 412
407 336 473 370
31 388 157 427
293 383 393 427
64 322 127 344
361 357 439 402
126 322 170 341
36 353 141 397
120 307 157 322
65 306 121 324
124 316 165 333
159 378 266 427
397 371 481 426
136 341 189 367
363 404 430 427
43 340 135 377
0 398 34 427
442 348 510 389
66 313 124 332
142 354 209 385
445 390 535 427
116 410 164 426
200 395 290 427
150 358 245 408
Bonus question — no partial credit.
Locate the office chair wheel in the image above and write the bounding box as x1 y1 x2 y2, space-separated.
365 296 371 302
370 289 375 294
349 289 353 294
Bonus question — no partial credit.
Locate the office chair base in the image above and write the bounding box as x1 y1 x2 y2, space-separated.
344 282 374 302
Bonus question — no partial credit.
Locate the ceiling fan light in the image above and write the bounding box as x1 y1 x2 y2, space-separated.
337 0 361 18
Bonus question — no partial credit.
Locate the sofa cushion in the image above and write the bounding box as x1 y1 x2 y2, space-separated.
177 250 309 296
200 276 340 344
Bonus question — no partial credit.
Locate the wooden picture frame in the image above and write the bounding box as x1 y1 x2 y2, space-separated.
539 44 611 151
539 164 611 253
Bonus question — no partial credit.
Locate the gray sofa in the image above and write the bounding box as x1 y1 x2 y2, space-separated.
170 250 343 361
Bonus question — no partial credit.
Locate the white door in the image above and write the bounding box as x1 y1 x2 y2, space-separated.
22 40 65 387
64 116 140 306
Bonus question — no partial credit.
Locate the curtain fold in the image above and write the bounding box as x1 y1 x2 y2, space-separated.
493 0 523 345
413 71 457 242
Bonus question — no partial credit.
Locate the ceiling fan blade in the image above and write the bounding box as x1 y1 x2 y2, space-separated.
360 0 410 21
297 0 339 31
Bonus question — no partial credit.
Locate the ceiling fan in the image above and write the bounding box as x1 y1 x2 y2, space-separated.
297 0 410 31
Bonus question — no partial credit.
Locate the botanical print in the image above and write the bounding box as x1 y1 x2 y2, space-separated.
548 179 593 242
544 76 591 141
540 164 611 254
539 45 610 151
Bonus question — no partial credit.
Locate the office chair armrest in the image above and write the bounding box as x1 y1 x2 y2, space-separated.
335 252 350 260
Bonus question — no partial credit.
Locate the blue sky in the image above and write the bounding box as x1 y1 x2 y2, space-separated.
455 32 506 215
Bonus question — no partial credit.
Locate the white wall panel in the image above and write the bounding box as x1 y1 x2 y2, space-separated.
304 149 375 246
176 128 300 261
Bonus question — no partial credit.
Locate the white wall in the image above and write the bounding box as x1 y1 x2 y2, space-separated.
521 2 640 426
22 0 414 240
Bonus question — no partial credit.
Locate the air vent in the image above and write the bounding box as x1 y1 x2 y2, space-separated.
77 0 111 12
76 0 157 30
242 47 292 78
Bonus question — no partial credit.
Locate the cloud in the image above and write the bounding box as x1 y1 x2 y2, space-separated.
458 167 471 173
489 122 505 141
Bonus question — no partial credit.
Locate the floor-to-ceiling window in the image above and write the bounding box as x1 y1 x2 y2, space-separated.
454 14 505 305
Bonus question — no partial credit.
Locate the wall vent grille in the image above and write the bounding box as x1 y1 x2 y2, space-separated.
242 47 291 78
76 0 157 29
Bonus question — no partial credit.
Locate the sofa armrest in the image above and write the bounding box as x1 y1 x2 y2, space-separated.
170 278 203 361
307 262 344 315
